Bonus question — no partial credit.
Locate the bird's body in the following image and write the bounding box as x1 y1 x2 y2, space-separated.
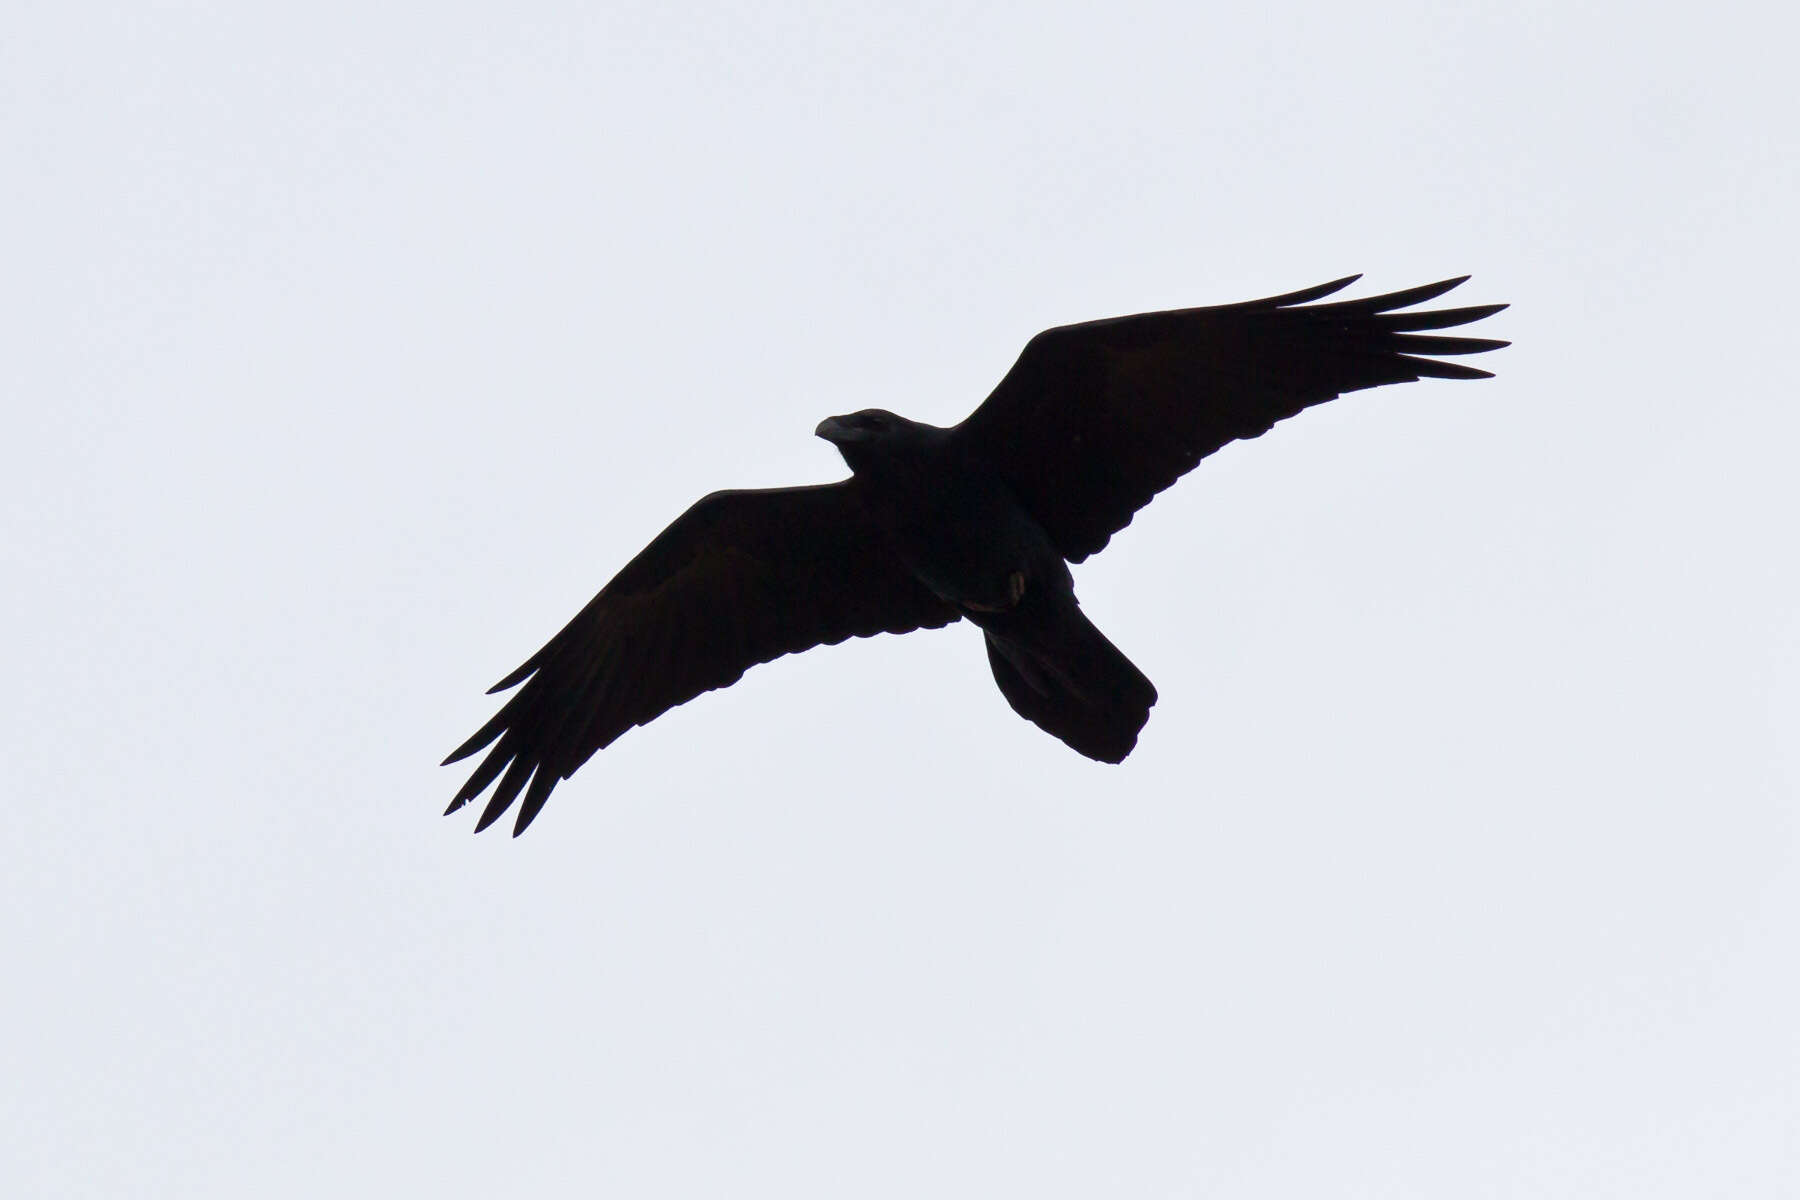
825 413 1069 613
446 275 1508 834
820 410 1153 762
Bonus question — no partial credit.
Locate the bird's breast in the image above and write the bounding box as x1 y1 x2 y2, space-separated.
882 480 1071 614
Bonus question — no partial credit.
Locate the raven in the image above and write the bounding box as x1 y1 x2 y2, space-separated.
445 275 1507 835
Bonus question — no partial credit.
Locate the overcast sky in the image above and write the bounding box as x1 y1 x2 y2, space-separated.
6 2 1797 1196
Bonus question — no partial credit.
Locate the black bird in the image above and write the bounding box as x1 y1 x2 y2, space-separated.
445 275 1507 835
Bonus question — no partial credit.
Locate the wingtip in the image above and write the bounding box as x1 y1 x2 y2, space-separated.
1302 273 1364 301
1382 276 1472 310
442 723 500 766
1426 361 1497 380
488 656 538 694
509 772 558 836
1243 274 1363 310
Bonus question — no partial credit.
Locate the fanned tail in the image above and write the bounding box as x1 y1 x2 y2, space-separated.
979 603 1157 763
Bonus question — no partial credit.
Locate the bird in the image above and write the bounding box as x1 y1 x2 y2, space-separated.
444 274 1507 835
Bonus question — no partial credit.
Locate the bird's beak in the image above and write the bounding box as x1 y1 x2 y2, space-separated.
814 416 847 444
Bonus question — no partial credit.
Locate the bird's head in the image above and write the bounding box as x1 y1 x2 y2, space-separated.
815 408 937 474
814 408 905 448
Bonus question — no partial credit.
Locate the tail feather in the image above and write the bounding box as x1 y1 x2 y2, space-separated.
981 605 1157 763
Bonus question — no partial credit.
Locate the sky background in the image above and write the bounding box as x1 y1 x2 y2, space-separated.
6 2 1797 1195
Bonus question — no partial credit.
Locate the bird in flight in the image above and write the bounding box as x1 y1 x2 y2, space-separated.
445 274 1507 835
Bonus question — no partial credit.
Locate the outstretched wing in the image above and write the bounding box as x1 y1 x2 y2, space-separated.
952 276 1509 562
443 483 959 836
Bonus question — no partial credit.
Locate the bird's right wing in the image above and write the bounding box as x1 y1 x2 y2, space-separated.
443 483 959 836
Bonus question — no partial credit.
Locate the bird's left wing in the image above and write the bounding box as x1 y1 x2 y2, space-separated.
951 276 1508 562
443 483 959 835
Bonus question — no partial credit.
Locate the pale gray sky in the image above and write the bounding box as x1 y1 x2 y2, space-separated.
6 2 1797 1196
